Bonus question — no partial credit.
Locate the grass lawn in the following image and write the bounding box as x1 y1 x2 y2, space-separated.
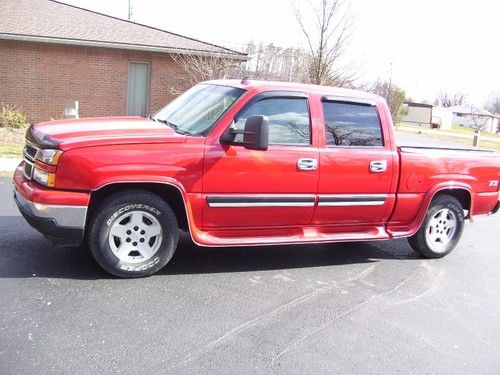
451 125 500 138
0 127 26 158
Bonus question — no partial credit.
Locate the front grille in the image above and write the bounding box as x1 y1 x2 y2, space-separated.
23 161 34 179
24 144 38 161
23 141 39 180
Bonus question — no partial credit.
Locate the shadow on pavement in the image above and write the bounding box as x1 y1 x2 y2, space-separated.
0 216 419 280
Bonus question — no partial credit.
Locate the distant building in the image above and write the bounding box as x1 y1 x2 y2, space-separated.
402 102 453 130
448 105 499 133
0 0 246 123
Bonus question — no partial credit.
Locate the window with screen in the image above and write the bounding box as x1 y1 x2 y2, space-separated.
322 101 383 147
234 97 311 145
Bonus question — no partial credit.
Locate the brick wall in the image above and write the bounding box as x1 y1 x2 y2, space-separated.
0 40 191 123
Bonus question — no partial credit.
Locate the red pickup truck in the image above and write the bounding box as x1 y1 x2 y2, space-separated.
13 80 500 278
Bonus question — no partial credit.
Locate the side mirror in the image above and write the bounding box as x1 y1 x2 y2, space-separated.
220 115 269 151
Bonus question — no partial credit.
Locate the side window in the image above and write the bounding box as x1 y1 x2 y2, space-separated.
234 98 311 145
322 101 383 147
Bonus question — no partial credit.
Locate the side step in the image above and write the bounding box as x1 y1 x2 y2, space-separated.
193 226 390 247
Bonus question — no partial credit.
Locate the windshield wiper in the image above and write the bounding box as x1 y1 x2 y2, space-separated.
150 116 194 136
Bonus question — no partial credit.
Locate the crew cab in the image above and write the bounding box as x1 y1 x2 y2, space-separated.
13 80 500 278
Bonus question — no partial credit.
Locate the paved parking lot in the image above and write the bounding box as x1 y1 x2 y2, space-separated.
0 176 499 374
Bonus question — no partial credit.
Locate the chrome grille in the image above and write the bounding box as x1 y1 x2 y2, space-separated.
23 141 39 180
23 161 34 179
24 144 38 161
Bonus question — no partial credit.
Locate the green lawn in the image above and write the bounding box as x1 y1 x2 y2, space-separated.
0 127 26 158
0 143 23 158
451 125 500 138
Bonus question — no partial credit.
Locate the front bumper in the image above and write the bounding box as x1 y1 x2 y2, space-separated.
13 165 89 246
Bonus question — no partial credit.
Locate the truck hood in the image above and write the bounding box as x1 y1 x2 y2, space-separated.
29 116 187 150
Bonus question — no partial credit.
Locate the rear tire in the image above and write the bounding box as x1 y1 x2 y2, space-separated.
408 194 465 258
88 190 179 278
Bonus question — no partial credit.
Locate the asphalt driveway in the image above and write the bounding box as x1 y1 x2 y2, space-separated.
0 176 499 374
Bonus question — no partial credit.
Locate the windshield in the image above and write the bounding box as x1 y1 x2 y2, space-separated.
152 84 245 136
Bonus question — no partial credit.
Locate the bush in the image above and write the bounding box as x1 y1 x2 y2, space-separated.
0 104 29 129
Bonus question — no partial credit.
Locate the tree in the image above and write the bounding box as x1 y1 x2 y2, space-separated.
293 0 355 87
470 113 487 133
435 91 467 107
486 93 500 114
243 42 309 82
169 53 245 95
371 81 406 124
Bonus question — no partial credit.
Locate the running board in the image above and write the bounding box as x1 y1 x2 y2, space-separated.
193 226 390 247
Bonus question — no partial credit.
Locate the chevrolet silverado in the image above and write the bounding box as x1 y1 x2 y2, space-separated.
13 80 500 277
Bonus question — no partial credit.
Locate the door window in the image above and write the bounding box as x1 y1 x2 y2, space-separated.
322 101 383 146
234 98 311 145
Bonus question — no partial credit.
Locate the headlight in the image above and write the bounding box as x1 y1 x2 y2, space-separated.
33 167 56 187
36 149 62 165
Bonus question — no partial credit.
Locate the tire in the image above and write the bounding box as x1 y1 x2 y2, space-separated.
408 194 465 258
87 190 179 278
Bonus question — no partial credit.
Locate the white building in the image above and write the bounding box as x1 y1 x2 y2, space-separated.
402 102 453 130
448 105 499 133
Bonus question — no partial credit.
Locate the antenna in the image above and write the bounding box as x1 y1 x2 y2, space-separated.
128 0 133 20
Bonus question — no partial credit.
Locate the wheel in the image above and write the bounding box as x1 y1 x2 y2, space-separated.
408 194 465 258
88 190 179 278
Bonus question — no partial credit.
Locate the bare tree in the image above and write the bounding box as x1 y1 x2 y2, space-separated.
435 91 467 107
244 42 309 82
486 93 500 114
469 113 487 133
371 81 406 124
293 0 355 87
169 53 245 95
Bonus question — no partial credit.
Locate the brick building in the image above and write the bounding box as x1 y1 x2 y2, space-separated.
0 0 246 123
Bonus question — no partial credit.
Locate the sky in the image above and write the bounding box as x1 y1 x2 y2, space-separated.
61 0 499 106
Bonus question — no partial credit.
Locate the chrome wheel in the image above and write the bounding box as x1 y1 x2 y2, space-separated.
425 208 457 253
108 210 163 263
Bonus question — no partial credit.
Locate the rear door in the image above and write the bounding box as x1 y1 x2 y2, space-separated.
312 97 396 227
202 92 319 228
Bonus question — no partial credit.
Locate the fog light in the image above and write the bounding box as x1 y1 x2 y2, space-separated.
33 167 56 187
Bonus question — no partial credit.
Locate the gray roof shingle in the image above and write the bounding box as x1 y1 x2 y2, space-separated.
0 0 246 58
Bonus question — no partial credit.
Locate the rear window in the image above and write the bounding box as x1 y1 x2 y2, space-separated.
322 101 383 147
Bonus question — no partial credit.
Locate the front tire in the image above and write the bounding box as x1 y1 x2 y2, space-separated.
408 194 465 258
88 190 179 278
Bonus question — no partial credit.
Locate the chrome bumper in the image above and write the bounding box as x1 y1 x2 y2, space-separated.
14 189 87 229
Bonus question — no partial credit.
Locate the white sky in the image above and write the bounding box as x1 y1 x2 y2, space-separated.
62 0 499 106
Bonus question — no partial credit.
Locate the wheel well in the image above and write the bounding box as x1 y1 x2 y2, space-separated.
433 188 471 212
88 183 189 231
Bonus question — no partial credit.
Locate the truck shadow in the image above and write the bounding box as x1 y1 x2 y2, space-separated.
0 216 419 280
160 233 418 276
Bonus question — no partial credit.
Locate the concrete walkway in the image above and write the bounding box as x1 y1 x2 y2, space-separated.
0 158 22 172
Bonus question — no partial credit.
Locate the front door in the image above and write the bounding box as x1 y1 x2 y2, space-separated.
202 94 319 228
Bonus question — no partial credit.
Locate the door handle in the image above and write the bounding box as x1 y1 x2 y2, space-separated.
297 158 318 171
370 160 387 173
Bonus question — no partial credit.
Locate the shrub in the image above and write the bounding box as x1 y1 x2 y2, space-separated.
0 104 29 129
